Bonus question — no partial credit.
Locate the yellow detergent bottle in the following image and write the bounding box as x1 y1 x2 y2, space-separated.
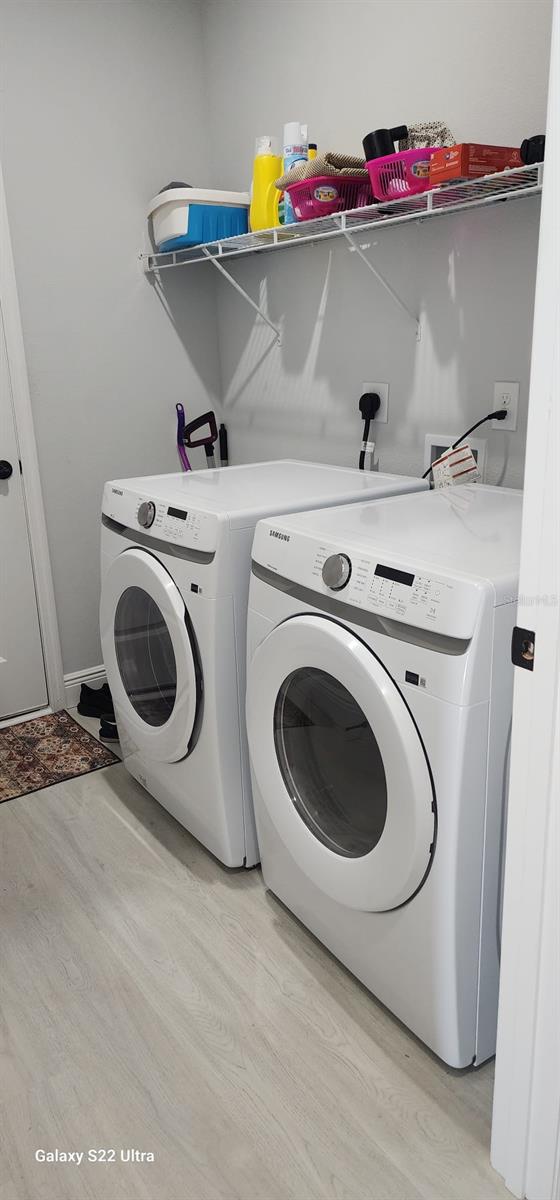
249 136 282 231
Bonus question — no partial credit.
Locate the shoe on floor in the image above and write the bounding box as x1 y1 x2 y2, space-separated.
99 719 119 743
77 682 115 721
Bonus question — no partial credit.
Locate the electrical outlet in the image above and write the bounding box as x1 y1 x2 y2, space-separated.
492 382 519 430
361 382 389 424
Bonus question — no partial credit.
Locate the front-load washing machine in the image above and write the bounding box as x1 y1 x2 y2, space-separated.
246 484 522 1064
100 461 426 868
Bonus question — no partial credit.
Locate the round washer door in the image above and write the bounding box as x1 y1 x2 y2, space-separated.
247 614 435 911
100 548 200 763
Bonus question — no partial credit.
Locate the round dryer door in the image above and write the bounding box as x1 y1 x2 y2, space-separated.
100 548 201 763
247 615 435 911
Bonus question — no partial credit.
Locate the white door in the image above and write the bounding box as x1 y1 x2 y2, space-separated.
100 547 202 763
0 305 47 720
247 614 435 911
491 1 560 1194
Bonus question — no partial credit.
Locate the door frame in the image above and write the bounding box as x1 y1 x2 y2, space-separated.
0 159 65 711
491 1 560 1195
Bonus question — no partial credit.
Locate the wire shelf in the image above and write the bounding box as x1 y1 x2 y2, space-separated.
141 163 543 273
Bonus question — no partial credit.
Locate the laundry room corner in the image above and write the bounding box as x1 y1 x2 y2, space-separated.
0 1 558 1198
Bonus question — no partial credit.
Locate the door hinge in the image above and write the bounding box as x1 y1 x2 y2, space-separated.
511 626 535 670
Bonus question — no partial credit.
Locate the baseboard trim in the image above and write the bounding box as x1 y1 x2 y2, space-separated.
63 665 106 710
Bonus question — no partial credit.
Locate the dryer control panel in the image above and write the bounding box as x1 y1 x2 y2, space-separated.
102 485 218 553
358 561 449 623
254 524 486 640
313 544 460 627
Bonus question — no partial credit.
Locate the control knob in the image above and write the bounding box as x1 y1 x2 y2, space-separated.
138 500 156 529
322 553 352 591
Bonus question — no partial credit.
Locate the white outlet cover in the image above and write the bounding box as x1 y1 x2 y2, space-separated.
492 381 519 430
361 382 389 424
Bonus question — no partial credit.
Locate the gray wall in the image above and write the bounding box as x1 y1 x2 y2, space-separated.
0 0 220 675
202 0 551 481
0 0 553 678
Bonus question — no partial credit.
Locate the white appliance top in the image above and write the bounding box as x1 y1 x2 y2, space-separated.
102 461 425 550
252 485 522 640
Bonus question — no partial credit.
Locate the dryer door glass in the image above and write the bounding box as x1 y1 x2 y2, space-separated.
114 586 177 727
247 613 435 911
274 667 387 857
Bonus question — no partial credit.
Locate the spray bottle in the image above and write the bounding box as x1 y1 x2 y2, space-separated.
281 121 308 224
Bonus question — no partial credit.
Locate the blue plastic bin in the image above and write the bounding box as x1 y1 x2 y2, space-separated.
149 187 250 251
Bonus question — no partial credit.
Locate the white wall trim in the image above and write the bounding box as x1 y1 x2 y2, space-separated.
491 1 560 1195
64 665 107 710
0 160 65 711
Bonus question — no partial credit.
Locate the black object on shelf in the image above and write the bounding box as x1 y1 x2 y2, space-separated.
362 126 408 161
520 135 545 165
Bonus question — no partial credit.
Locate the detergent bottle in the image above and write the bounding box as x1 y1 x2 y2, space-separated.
249 136 282 231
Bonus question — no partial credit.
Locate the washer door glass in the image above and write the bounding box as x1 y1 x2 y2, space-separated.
274 667 387 858
100 547 200 763
114 586 177 727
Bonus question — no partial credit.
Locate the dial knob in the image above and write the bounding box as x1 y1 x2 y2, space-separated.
138 500 156 529
0 460 13 480
322 553 352 591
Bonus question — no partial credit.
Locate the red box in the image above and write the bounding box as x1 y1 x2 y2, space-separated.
429 143 522 185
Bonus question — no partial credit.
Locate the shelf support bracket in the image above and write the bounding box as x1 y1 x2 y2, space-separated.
201 247 281 344
336 220 421 341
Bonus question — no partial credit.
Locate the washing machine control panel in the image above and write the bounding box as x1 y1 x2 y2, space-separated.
102 484 218 553
143 501 207 547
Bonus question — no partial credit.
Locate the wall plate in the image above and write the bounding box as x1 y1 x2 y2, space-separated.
424 432 487 481
492 382 519 430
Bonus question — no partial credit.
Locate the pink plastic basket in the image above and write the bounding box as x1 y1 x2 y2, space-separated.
285 175 374 221
367 148 438 201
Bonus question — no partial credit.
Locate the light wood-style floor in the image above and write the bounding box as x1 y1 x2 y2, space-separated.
0 712 509 1200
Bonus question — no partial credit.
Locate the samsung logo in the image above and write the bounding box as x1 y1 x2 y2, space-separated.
269 530 290 542
111 487 124 496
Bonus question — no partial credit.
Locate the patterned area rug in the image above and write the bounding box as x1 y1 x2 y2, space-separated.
0 710 118 803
